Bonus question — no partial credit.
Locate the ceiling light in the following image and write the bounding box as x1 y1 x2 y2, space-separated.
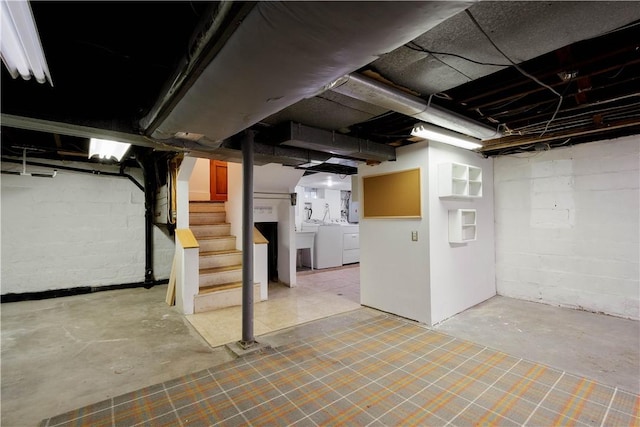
325 157 360 168
298 160 323 168
0 0 52 85
411 123 483 150
329 73 500 140
89 138 131 162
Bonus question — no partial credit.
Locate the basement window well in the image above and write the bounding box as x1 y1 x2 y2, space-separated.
304 187 324 199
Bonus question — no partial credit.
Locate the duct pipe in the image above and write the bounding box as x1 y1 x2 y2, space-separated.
148 1 474 143
329 73 500 140
0 157 144 190
135 152 157 287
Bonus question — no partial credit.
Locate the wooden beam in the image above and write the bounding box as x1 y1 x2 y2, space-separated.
480 118 640 152
165 255 177 306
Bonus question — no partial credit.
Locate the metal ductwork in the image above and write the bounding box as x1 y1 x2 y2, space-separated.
224 139 334 167
143 1 474 146
273 121 396 163
186 137 333 167
328 73 501 140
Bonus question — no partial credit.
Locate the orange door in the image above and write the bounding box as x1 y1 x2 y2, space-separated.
210 160 228 201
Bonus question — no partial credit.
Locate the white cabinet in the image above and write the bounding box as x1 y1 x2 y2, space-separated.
314 225 344 269
438 162 482 199
448 209 477 243
311 225 360 269
343 233 360 264
296 232 316 270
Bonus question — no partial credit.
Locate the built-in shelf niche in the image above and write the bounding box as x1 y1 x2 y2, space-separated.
438 162 482 199
449 209 477 243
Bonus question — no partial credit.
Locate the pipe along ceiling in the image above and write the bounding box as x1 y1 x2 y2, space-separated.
142 1 477 166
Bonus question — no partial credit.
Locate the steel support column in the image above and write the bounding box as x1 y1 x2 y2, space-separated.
240 130 255 347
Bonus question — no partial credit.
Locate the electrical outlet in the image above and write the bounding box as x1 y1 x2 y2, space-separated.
411 231 418 241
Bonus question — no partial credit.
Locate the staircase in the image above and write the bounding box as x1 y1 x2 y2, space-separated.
190 201 260 313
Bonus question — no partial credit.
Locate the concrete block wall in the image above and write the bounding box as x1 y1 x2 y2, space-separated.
494 136 639 319
1 161 174 294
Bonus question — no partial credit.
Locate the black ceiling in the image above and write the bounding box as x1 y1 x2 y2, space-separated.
441 21 640 155
2 1 211 131
2 1 640 171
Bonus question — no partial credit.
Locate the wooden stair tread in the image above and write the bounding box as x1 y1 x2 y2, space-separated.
190 212 225 217
197 235 235 240
189 202 226 213
200 249 242 257
200 264 242 274
198 282 259 295
198 282 242 294
191 223 230 226
190 201 225 204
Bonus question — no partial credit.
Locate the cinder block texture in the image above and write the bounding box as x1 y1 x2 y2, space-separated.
1 162 175 294
494 137 639 319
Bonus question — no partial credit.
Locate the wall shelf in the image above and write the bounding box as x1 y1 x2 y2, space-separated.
449 209 477 243
438 162 482 199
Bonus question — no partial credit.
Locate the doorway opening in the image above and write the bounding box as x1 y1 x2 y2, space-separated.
254 222 278 282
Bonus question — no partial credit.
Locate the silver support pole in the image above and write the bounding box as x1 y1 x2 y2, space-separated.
240 131 255 347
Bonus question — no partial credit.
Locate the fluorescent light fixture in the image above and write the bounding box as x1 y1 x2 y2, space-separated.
89 138 131 162
325 157 360 168
328 73 500 140
0 0 52 85
411 123 483 150
298 160 323 168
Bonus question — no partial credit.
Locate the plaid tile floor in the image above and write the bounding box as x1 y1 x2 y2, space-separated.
41 314 640 427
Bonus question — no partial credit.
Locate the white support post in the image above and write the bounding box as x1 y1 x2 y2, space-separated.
176 156 197 229
254 240 268 301
175 229 199 315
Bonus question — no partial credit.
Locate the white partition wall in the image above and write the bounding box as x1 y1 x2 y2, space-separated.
427 142 496 325
358 142 432 324
358 140 496 326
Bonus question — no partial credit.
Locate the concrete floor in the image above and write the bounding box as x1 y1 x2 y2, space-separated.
434 295 640 395
1 286 235 427
2 273 638 426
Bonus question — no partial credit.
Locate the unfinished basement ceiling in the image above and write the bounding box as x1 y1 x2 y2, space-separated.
1 1 640 173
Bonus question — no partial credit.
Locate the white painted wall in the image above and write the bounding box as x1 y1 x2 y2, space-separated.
188 158 210 201
494 137 640 319
252 196 295 286
358 140 497 326
175 237 199 315
428 141 496 325
255 164 303 286
295 186 344 230
277 199 297 286
177 156 197 228
227 162 243 249
358 142 431 324
226 162 304 286
1 161 174 294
